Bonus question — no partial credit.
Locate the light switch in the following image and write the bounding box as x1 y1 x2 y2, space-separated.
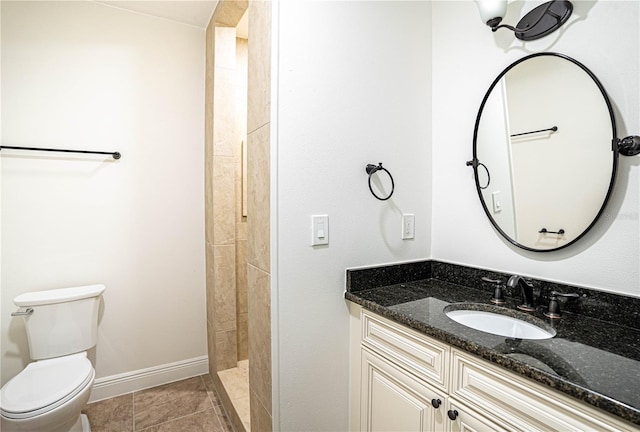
311 215 329 246
492 191 502 213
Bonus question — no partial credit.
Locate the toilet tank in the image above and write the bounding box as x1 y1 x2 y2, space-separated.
13 284 105 360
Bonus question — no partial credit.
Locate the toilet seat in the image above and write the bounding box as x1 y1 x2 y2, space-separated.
0 353 94 420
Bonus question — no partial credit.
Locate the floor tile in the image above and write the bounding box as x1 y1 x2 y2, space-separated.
134 376 205 411
200 373 222 406
82 376 234 432
83 393 134 432
139 409 224 432
134 394 212 430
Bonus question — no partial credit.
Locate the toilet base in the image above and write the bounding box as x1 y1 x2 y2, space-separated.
1 413 90 432
70 414 91 432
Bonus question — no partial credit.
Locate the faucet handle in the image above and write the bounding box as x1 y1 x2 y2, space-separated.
481 277 503 284
544 291 579 319
482 277 505 305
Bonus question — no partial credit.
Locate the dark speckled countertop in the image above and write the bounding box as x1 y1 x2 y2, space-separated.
345 260 640 426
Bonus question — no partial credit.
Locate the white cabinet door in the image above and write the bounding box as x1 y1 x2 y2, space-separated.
361 348 446 432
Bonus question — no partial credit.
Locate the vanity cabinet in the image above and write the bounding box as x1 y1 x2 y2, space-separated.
361 348 447 432
357 309 637 432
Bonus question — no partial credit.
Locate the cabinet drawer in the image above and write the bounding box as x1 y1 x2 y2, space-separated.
451 349 637 432
362 310 449 392
447 399 508 432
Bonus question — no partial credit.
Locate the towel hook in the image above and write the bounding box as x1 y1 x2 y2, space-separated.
365 162 394 201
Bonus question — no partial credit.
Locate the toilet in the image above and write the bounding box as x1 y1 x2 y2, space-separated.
1 284 105 432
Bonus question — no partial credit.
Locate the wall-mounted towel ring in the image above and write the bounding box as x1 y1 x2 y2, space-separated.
477 162 490 189
466 158 490 189
366 162 394 201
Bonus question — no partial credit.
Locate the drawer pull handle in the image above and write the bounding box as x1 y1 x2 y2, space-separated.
447 410 459 421
431 398 441 409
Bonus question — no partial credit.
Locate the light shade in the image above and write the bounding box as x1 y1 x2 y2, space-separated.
475 0 508 24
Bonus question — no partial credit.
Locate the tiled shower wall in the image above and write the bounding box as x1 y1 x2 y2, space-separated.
247 2 273 430
205 0 272 430
235 38 249 362
206 23 239 374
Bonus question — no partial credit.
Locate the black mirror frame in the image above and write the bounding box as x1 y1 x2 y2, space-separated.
469 52 619 253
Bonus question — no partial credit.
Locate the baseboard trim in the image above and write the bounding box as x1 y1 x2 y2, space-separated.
89 356 209 403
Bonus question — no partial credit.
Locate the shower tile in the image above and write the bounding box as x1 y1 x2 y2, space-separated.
247 124 270 272
236 240 249 314
207 322 217 378
213 68 236 158
248 264 271 411
206 243 216 324
235 396 251 431
237 312 249 360
250 389 273 432
213 157 236 245
213 2 247 31
215 404 235 432
247 0 272 134
216 328 238 371
214 26 236 71
235 163 248 239
218 365 249 401
83 393 133 432
213 244 237 330
215 366 248 432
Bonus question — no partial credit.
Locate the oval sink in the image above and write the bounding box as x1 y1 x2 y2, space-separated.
444 304 556 340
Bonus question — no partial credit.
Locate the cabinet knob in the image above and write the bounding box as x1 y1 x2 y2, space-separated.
447 409 459 421
431 398 441 409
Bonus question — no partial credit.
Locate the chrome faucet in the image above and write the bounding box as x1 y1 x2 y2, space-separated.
507 275 536 312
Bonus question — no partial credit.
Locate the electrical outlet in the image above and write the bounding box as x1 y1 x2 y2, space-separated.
402 214 415 239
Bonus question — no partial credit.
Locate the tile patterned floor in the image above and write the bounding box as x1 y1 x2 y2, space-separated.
82 375 233 431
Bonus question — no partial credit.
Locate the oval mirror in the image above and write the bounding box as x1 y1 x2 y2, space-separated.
471 53 618 252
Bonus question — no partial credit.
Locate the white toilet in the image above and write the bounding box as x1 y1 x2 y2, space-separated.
1 284 105 432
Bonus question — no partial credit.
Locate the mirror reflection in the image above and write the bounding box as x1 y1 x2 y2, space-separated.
473 53 616 251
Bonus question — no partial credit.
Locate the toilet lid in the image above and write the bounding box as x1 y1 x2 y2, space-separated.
1 353 93 417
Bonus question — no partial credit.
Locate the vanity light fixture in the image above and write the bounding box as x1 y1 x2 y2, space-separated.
475 0 573 41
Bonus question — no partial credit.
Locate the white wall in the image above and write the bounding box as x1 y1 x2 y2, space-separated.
272 1 432 430
431 0 640 296
1 1 207 390
272 1 638 429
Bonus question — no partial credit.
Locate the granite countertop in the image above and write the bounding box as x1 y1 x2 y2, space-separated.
345 264 640 426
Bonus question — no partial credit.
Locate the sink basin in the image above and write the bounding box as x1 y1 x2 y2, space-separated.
444 304 556 340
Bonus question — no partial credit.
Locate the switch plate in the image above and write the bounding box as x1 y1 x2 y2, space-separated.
402 214 415 240
492 191 502 213
311 215 329 246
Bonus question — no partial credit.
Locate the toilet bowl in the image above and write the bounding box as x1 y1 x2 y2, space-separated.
1 353 95 432
0 284 105 432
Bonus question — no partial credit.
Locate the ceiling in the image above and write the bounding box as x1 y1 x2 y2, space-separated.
95 0 220 29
